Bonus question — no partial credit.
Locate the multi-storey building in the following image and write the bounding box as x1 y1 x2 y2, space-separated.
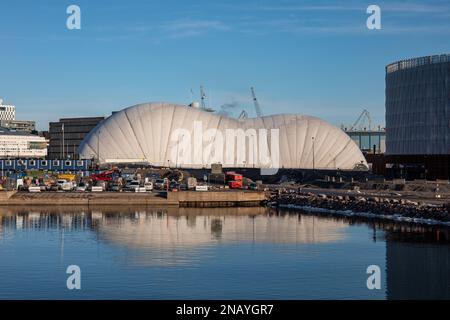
48 117 104 159
0 98 16 121
0 127 47 158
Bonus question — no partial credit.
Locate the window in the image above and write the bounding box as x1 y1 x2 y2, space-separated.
41 160 48 166
5 160 12 166
76 160 84 167
65 160 72 166
17 160 26 166
29 160 36 166
53 160 60 166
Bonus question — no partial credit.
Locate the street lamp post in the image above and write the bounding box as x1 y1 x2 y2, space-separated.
312 136 315 171
176 135 183 168
97 130 101 165
176 143 178 168
61 123 65 159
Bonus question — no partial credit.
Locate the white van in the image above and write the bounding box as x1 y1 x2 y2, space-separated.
144 181 153 191
62 181 75 191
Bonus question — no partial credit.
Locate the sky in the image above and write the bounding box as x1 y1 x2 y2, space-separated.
1 0 450 130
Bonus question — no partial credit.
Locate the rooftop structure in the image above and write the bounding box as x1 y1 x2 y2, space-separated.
0 98 15 121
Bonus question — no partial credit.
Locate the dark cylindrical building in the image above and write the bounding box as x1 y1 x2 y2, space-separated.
385 54 450 179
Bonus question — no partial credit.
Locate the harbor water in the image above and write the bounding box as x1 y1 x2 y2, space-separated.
0 206 449 299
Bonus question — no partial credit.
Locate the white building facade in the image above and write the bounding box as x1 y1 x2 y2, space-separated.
0 131 47 158
0 98 16 121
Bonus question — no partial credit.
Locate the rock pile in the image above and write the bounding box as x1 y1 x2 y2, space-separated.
268 190 450 223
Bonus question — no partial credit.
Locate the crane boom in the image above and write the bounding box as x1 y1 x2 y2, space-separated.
200 86 207 110
238 110 248 120
350 109 372 131
250 87 263 117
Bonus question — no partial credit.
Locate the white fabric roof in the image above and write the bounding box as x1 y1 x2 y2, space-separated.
78 102 367 170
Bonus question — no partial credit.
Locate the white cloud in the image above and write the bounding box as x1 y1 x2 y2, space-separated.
251 1 448 14
162 19 230 39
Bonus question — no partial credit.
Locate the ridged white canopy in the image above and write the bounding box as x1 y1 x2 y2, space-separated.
78 102 367 170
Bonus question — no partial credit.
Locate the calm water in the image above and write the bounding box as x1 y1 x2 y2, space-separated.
0 206 449 300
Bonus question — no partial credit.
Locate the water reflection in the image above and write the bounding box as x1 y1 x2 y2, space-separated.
384 228 450 300
1 205 449 247
280 208 450 300
0 207 346 254
1 206 450 299
0 206 347 266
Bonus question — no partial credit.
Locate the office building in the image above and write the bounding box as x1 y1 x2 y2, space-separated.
48 117 104 159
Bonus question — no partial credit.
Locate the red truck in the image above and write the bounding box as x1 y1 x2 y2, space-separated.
226 172 243 189
90 169 116 181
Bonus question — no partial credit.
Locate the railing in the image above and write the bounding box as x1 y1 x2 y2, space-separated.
386 54 450 74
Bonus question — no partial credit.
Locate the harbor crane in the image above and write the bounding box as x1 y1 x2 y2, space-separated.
250 86 263 117
238 110 248 120
199 86 215 112
350 109 372 131
200 86 207 110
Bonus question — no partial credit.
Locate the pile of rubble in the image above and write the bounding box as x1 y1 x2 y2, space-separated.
268 190 450 224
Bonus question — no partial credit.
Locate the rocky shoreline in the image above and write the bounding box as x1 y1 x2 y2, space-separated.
268 190 450 226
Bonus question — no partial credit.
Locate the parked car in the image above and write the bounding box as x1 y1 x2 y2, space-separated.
144 181 153 191
147 174 160 182
169 181 180 190
179 183 187 191
18 185 29 192
125 180 140 191
49 184 60 192
110 183 122 192
76 182 87 192
247 183 258 190
187 177 197 190
57 179 67 190
91 180 107 191
62 181 75 191
154 179 166 190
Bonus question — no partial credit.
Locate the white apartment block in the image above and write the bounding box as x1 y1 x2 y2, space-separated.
0 131 47 158
0 98 16 121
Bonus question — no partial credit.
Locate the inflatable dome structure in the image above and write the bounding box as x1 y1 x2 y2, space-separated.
78 103 367 170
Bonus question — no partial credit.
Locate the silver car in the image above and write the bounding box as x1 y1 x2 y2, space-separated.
125 180 140 191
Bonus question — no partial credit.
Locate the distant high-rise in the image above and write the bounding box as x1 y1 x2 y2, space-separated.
0 98 16 121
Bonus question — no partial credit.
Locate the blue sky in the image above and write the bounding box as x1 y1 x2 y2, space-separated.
1 0 450 130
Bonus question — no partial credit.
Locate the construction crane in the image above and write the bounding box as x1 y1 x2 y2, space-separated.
238 110 248 120
199 86 215 112
200 86 207 110
250 86 263 117
350 109 372 131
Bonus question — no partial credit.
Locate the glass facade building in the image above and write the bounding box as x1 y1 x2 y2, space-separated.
386 54 450 155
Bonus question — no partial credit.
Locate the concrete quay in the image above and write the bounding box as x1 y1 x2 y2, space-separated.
0 190 267 207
